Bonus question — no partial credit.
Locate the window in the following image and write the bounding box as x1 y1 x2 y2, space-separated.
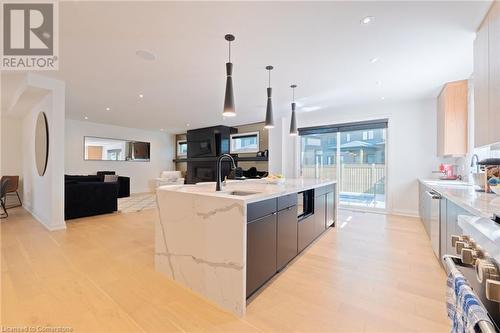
177 140 187 157
299 119 388 210
230 132 259 153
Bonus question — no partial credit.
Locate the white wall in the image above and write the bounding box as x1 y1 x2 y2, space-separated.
65 120 174 193
270 98 440 217
20 74 66 230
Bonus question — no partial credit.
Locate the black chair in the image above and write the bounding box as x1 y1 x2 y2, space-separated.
1 178 10 219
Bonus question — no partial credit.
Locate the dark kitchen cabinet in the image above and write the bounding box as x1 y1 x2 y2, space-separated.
314 194 326 237
247 186 335 298
298 214 315 252
326 191 335 227
277 205 298 271
246 213 277 298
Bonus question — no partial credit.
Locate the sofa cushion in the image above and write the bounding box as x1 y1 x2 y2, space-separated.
104 174 119 182
160 171 182 180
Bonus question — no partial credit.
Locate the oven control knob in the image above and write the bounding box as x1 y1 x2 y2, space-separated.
455 241 470 254
486 279 500 303
461 248 483 265
476 259 499 283
452 235 471 248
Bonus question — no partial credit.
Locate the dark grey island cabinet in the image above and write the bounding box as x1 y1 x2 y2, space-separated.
246 184 335 298
246 208 277 298
277 198 298 271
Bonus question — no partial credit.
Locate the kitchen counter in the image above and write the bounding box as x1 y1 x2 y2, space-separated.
155 178 336 317
419 179 500 219
158 178 336 203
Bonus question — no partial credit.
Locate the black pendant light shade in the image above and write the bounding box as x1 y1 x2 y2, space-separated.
223 34 236 117
264 66 274 129
289 84 298 136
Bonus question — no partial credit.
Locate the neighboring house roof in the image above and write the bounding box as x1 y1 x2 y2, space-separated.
340 141 373 149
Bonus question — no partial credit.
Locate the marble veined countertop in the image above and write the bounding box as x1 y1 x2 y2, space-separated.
419 179 500 219
157 178 337 204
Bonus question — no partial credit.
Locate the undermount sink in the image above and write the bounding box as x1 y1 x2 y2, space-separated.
224 191 260 196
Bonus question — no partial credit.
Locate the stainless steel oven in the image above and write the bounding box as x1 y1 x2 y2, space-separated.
445 215 500 332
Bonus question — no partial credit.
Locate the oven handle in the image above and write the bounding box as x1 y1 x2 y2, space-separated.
443 255 497 333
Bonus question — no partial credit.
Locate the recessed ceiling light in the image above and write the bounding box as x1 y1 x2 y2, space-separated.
186 123 190 127
370 57 379 63
361 16 375 25
84 116 89 120
381 97 386 100
105 107 111 111
160 128 164 131
139 94 144 99
136 50 156 61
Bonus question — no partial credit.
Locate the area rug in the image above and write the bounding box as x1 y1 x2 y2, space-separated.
118 193 157 213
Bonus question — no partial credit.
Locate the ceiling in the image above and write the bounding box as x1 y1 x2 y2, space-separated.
1 1 492 133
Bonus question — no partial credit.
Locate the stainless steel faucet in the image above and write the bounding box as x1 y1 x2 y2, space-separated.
471 154 480 173
216 154 236 191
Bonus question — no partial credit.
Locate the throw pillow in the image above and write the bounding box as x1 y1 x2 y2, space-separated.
103 175 119 183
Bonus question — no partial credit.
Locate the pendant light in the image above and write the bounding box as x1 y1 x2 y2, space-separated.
289 84 298 136
222 34 236 117
264 65 274 129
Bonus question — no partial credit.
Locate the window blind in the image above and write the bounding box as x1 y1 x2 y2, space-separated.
298 119 388 136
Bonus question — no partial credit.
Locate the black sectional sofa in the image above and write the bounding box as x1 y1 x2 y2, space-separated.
96 171 130 198
65 175 119 220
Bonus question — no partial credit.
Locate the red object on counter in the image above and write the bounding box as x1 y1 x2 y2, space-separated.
439 164 459 180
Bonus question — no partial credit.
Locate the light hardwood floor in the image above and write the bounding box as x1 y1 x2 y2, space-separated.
1 207 450 332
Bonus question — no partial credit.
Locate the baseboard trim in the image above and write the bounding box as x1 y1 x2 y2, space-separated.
339 207 420 219
389 209 420 218
22 204 67 231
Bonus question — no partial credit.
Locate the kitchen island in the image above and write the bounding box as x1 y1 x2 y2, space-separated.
155 179 337 316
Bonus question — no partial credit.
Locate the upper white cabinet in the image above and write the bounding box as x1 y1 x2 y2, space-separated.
474 15 490 148
474 2 500 148
489 4 500 145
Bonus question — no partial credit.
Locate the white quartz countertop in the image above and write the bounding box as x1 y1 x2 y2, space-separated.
157 178 336 203
419 179 500 219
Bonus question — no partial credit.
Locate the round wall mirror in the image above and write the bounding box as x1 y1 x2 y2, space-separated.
35 112 49 176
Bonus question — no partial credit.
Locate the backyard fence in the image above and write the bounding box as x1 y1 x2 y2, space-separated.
301 164 386 195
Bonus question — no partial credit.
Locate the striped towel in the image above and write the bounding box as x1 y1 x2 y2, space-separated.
447 267 466 333
446 267 494 333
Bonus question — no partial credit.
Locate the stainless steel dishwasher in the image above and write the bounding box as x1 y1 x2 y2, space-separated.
426 189 442 260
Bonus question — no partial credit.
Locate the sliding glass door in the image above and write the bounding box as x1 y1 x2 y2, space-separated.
299 120 387 210
300 133 337 180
